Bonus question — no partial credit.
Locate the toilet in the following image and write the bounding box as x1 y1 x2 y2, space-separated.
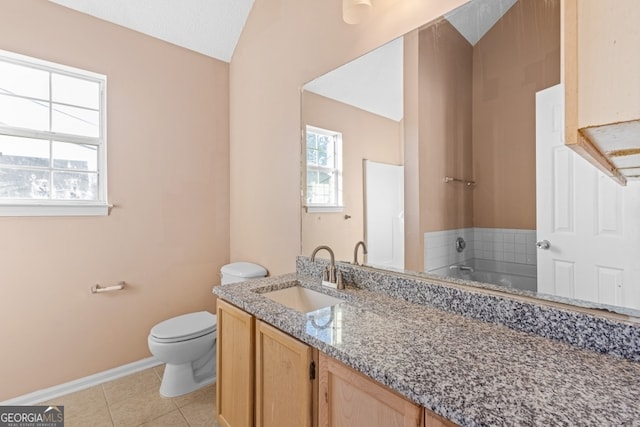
148 262 267 397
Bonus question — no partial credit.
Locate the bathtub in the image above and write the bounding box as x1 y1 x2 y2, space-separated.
431 258 537 292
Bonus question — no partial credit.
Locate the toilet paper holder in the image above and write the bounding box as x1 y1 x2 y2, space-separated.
91 281 125 294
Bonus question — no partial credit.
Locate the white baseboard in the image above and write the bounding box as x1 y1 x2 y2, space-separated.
1 357 163 405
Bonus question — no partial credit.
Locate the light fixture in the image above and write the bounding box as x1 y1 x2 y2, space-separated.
343 0 373 25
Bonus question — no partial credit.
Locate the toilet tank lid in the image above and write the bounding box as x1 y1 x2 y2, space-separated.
151 311 216 341
221 262 267 278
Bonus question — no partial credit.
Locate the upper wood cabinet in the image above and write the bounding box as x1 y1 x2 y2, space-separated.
318 352 424 427
255 320 317 427
564 0 640 184
217 299 255 427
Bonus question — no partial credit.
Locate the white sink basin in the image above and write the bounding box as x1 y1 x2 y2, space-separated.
263 286 344 313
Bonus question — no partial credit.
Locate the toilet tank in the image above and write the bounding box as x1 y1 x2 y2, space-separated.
220 262 267 285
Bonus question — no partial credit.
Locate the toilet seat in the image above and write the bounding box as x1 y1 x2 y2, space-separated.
150 311 217 343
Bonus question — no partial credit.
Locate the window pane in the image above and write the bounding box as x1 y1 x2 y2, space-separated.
52 74 100 109
306 132 317 148
0 94 49 131
0 135 49 167
0 61 49 99
317 135 331 152
0 168 49 199
307 147 318 165
307 170 335 205
51 104 99 137
52 171 97 200
306 132 318 164
306 127 342 208
316 135 334 167
306 171 318 186
0 52 106 210
52 142 98 171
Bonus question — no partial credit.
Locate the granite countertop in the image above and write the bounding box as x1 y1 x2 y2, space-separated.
213 273 640 427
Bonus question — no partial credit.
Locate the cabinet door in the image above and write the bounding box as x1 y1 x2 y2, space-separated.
424 410 458 427
318 352 423 427
256 320 315 427
217 299 255 427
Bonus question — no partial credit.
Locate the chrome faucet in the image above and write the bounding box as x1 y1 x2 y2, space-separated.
353 240 368 266
311 245 343 289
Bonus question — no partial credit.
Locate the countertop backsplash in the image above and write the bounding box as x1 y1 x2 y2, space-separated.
296 256 640 361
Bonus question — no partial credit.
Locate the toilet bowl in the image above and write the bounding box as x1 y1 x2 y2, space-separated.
148 311 217 397
148 262 267 397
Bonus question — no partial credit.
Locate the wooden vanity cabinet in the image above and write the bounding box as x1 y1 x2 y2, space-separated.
216 300 316 427
216 299 255 427
318 352 423 427
217 299 458 427
255 320 317 427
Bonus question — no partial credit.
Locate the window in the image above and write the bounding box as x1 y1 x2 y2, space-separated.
305 125 343 211
0 49 107 216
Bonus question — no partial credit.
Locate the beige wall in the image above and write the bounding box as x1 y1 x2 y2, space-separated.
229 0 468 275
301 92 402 262
418 20 474 233
405 0 559 268
0 1 229 399
403 30 422 271
402 20 473 270
472 0 560 229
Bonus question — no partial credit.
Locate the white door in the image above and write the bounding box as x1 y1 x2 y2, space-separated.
364 160 404 269
536 84 640 310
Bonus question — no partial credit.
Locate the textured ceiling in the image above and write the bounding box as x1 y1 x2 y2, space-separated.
47 0 254 62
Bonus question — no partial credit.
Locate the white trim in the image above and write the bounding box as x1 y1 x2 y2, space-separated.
0 357 162 405
0 48 106 82
0 203 110 217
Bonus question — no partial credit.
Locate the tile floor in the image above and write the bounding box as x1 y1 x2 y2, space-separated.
39 365 221 427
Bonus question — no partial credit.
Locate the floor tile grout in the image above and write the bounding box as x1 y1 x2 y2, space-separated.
38 366 216 427
100 383 115 427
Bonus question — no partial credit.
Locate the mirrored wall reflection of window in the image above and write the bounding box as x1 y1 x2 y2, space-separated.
305 125 343 210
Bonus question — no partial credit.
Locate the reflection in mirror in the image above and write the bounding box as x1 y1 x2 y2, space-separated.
301 0 640 316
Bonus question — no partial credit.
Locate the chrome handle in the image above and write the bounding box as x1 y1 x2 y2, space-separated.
536 240 551 250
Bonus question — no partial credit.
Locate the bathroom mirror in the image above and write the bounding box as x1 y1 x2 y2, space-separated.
301 0 640 317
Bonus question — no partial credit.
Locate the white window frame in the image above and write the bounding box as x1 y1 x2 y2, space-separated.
0 49 108 217
305 125 343 213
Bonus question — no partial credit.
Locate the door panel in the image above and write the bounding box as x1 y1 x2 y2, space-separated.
217 299 255 427
364 160 404 269
536 84 640 310
256 320 314 427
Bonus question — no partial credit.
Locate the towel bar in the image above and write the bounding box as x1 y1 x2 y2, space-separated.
91 281 125 294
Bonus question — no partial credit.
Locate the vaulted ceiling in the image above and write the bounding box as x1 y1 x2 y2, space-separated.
47 0 255 62
48 0 517 121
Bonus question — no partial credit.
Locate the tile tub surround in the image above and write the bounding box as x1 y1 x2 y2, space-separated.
297 257 640 362
424 228 537 272
213 273 640 427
